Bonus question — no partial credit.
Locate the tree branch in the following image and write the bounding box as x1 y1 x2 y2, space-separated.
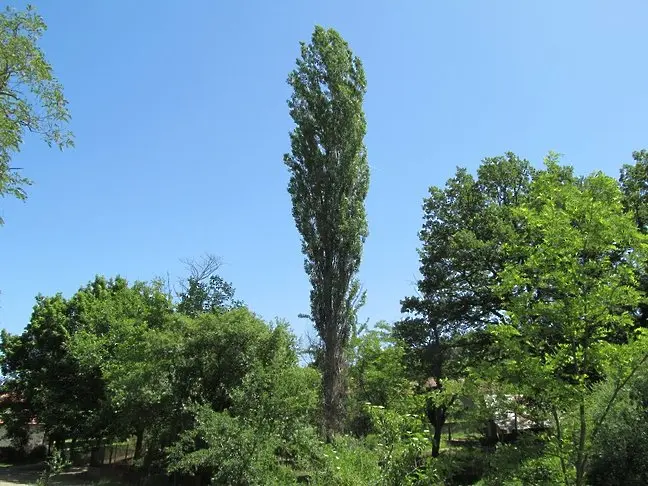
552 406 571 486
591 349 648 440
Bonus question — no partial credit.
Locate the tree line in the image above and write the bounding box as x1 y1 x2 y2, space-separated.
2 5 648 485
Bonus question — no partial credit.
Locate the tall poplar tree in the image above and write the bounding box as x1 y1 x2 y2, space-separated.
284 26 369 436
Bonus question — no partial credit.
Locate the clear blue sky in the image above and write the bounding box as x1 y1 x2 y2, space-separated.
2 0 648 340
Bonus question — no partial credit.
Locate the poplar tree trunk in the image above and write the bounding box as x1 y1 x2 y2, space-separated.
322 339 346 439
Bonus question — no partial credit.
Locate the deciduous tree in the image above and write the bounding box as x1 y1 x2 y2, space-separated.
491 157 648 485
396 153 533 456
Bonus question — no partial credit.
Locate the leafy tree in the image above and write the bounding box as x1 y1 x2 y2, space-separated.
490 157 648 485
284 25 369 437
348 322 410 410
1 275 174 457
0 5 73 219
396 153 533 456
165 313 322 484
346 322 411 436
93 308 302 470
620 149 648 233
619 149 648 329
0 294 105 447
68 276 174 458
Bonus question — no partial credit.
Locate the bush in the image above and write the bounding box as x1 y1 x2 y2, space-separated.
438 447 488 486
587 372 648 485
517 454 564 485
478 434 560 486
309 436 381 486
167 405 301 485
364 404 445 485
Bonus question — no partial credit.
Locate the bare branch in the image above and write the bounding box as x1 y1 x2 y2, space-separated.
177 253 223 292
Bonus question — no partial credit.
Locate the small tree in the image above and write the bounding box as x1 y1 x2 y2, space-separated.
284 26 369 437
1 294 105 448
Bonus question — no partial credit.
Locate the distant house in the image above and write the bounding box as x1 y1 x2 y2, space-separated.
417 378 549 443
485 394 550 441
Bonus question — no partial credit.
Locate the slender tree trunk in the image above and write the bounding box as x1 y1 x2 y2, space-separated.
552 407 570 486
427 346 447 458
427 402 446 458
134 428 144 460
322 336 346 440
575 401 587 486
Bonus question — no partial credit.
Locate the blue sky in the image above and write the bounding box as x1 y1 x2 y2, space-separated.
2 0 648 340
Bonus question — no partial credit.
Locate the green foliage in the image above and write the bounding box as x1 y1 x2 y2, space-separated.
36 446 70 486
68 276 173 444
310 436 382 486
167 405 297 485
7 289 323 480
348 323 410 407
396 153 534 456
619 150 648 330
486 156 648 484
492 157 646 397
620 149 648 233
0 276 175 454
166 319 323 484
366 404 437 485
284 25 370 434
481 436 562 486
0 5 73 219
586 356 648 485
399 153 533 361
346 322 412 435
1 293 105 443
176 274 239 316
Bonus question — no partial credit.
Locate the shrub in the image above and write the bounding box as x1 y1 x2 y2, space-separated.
167 405 300 485
478 434 559 486
309 436 381 486
587 372 648 485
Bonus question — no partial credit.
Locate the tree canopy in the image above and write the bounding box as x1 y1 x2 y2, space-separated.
3 9 648 485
